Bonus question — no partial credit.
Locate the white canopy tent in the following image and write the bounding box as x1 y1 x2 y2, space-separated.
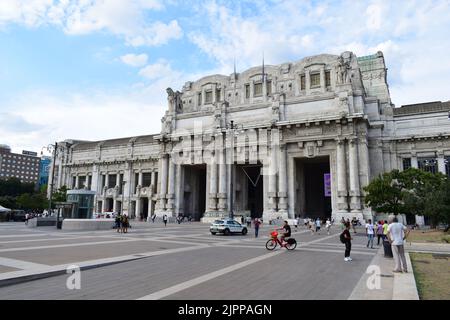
0 205 12 212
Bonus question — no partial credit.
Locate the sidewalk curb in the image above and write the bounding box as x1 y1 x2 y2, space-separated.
392 252 419 300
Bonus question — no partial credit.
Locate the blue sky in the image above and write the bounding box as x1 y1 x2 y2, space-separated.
1 0 450 154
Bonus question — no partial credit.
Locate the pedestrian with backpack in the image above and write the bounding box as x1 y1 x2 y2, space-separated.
122 214 129 233
341 222 353 262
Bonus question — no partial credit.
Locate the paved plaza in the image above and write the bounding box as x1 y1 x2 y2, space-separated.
0 221 416 300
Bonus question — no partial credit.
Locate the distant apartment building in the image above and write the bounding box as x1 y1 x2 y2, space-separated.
0 145 41 184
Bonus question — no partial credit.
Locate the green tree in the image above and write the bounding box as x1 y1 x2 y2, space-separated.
363 170 406 215
52 185 68 204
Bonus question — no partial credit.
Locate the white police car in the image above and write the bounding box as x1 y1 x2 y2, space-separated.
210 218 248 235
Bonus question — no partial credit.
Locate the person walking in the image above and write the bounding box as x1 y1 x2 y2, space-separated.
115 214 122 233
383 220 389 240
366 219 375 249
309 219 315 234
387 217 410 273
376 221 384 245
315 218 321 234
122 214 129 233
25 213 29 225
246 216 251 228
254 218 261 238
342 222 353 262
351 217 357 233
151 213 156 223
325 218 332 235
163 214 168 227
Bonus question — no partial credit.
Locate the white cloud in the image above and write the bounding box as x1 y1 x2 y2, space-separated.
186 0 450 106
120 53 148 67
0 0 182 47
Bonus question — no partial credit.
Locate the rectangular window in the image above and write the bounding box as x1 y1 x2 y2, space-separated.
325 71 331 87
134 173 139 194
402 158 411 170
154 172 158 193
418 157 437 174
87 176 92 189
78 176 86 189
108 174 117 188
254 82 263 96
215 88 221 102
310 73 320 87
245 84 250 99
101 175 106 188
300 75 306 90
197 92 202 106
205 91 213 104
142 173 152 187
266 80 272 96
72 176 76 189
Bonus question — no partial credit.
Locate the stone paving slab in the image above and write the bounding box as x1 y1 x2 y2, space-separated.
0 246 264 300
0 240 185 266
163 247 374 300
0 237 121 250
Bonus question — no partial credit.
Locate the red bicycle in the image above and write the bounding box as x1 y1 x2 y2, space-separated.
265 230 297 250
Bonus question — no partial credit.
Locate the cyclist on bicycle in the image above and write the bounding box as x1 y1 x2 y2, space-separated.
278 220 291 244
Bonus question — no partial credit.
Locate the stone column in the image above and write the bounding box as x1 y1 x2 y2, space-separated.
91 165 99 193
336 139 348 212
277 144 288 217
305 70 311 95
105 173 109 190
437 152 446 174
269 130 278 210
166 156 176 215
348 138 361 212
411 154 418 168
217 135 227 212
157 154 169 214
75 175 79 189
151 171 157 194
135 198 141 220
320 66 326 93
101 198 106 213
208 151 218 211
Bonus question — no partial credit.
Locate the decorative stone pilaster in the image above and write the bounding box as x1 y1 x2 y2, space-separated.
277 144 288 216
348 138 361 212
336 138 349 212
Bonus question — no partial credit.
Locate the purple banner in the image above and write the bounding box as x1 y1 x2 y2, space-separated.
324 173 331 197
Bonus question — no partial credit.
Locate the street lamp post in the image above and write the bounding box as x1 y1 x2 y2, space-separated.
42 142 60 228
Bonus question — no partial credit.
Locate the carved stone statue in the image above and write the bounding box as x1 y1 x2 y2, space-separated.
166 88 183 113
337 56 351 84
175 90 183 112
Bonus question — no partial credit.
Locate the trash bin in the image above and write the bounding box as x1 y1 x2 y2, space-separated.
383 239 393 258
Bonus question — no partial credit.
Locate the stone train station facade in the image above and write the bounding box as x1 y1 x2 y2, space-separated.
50 51 450 223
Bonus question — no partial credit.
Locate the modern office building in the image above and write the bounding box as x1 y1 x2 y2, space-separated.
0 145 41 184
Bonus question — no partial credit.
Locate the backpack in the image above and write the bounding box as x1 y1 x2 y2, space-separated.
340 232 346 244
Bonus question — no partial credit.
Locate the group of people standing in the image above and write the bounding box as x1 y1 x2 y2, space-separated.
114 214 129 233
341 216 410 273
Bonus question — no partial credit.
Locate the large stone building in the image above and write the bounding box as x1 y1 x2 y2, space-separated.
50 51 450 223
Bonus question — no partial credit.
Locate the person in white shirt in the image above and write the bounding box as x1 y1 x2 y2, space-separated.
365 219 375 249
387 217 410 273
325 218 332 235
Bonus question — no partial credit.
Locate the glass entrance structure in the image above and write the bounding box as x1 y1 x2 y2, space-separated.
66 189 96 219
